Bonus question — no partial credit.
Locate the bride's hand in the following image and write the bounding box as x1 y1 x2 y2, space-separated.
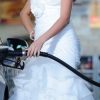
27 37 45 57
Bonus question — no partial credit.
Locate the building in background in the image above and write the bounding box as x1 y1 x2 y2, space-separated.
90 0 100 29
71 0 100 55
0 0 26 24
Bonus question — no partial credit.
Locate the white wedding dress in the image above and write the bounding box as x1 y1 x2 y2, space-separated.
9 0 94 100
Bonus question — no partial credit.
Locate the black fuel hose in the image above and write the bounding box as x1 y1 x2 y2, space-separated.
7 50 100 87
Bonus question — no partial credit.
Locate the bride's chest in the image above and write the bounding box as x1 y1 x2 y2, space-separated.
34 0 60 6
44 0 60 5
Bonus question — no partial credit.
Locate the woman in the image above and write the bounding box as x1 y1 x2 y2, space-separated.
9 0 94 100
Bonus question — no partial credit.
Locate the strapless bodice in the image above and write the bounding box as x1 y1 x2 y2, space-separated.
30 0 61 18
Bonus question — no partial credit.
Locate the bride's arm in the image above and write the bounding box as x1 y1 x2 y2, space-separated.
27 0 73 57
39 0 73 42
20 0 34 34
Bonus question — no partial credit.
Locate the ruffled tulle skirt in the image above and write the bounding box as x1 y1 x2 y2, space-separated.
9 56 94 100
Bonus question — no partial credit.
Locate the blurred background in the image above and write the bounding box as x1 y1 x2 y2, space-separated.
0 0 100 100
